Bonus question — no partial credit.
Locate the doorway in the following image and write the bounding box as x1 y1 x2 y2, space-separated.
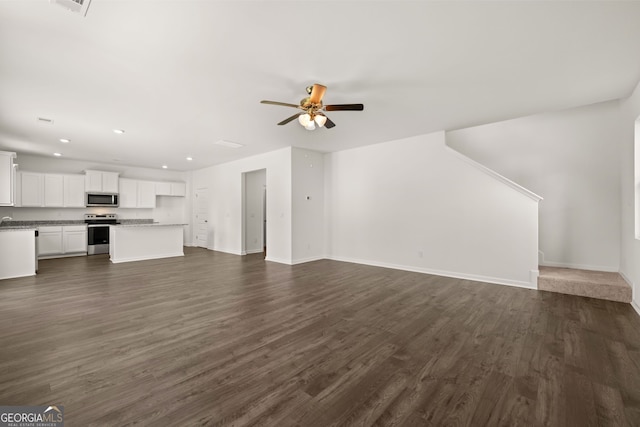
242 169 266 257
194 187 209 248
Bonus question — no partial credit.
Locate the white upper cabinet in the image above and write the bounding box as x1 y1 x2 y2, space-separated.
118 178 156 208
64 175 86 207
18 172 86 208
155 181 186 197
155 182 171 196
85 170 119 193
44 174 64 207
171 182 186 197
118 178 138 208
0 151 16 206
19 172 44 207
137 180 156 208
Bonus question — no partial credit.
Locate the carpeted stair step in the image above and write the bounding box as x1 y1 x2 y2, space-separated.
538 266 632 303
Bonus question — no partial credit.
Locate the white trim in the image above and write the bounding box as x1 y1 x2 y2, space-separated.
619 271 638 316
540 260 619 272
265 256 292 265
632 300 640 317
445 145 543 202
291 256 325 265
211 247 244 256
530 269 540 288
110 252 184 264
245 249 264 255
0 272 35 280
326 256 537 290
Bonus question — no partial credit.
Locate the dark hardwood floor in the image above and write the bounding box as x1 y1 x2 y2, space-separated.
1 247 640 426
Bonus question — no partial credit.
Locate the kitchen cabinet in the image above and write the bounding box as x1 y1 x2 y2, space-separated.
0 229 36 279
18 172 86 208
19 172 44 207
85 170 119 193
38 225 87 258
0 151 16 206
63 225 88 254
118 178 156 208
137 180 156 208
64 175 86 207
156 181 186 197
118 178 138 208
38 226 63 256
44 174 64 207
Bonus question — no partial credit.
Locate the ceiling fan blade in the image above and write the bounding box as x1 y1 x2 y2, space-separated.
308 84 327 104
261 100 301 109
324 116 336 129
325 104 364 111
278 113 301 126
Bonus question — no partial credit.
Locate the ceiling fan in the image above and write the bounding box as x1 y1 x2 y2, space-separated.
260 84 364 130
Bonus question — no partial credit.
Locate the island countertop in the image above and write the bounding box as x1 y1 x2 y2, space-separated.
110 223 188 228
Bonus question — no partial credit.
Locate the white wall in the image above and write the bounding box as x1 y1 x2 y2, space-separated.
292 147 324 264
244 169 266 254
191 147 292 263
0 153 191 242
325 131 541 288
621 80 640 312
447 100 622 271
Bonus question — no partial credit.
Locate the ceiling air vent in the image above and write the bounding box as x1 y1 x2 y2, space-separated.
50 0 92 17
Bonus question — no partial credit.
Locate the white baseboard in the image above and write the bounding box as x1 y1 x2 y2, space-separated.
210 247 243 256
245 249 264 255
291 256 325 265
540 260 619 272
110 252 184 264
326 256 537 290
264 256 292 265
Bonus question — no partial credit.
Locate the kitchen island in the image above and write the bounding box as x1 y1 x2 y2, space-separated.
0 227 37 279
109 223 186 264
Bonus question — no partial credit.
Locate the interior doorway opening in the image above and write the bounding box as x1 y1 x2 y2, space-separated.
242 169 266 257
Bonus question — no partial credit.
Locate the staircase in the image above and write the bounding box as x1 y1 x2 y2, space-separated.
538 266 632 303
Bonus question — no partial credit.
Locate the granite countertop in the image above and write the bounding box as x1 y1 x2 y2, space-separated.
0 220 86 227
0 219 157 230
112 223 187 227
0 226 38 232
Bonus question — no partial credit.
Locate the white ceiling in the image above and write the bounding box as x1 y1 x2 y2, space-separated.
1 1 640 171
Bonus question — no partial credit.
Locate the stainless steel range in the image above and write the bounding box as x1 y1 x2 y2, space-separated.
85 213 119 255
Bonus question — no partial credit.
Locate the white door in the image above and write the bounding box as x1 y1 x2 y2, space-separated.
195 188 209 248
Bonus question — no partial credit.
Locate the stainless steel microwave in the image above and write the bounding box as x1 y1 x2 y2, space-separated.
86 193 119 207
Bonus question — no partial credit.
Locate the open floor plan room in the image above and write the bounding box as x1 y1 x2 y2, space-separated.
1 247 639 426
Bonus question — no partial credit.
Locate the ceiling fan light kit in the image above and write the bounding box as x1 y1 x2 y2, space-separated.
261 84 363 131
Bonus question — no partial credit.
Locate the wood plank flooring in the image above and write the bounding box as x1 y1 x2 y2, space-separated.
1 247 640 426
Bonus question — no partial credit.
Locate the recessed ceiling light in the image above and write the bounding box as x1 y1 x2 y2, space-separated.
162 165 168 169
214 139 243 149
59 138 70 143
53 152 62 157
186 157 193 161
113 129 125 134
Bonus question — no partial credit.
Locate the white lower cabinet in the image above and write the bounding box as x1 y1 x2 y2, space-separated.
63 226 88 254
38 225 87 258
38 226 63 256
